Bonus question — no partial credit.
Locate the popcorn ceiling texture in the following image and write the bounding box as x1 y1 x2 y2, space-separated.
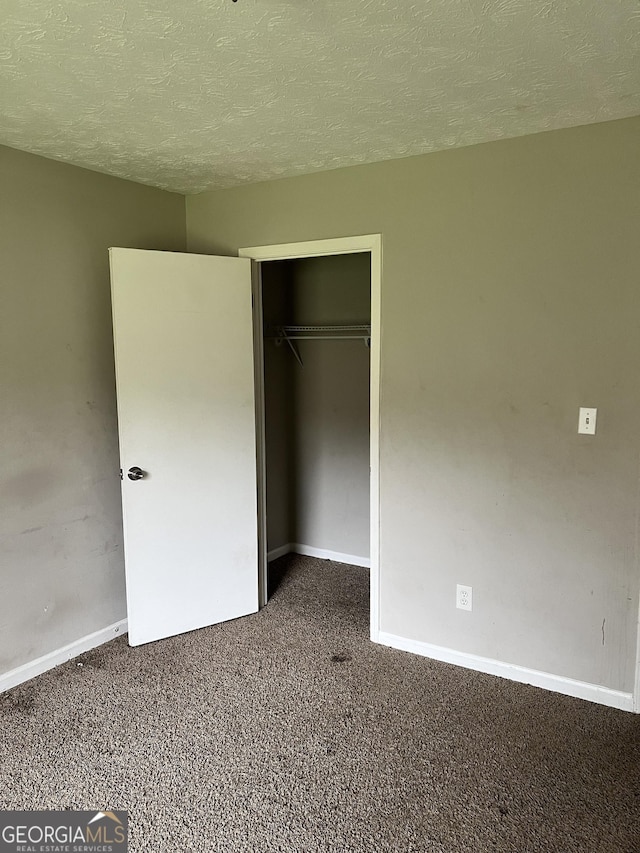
1 0 639 194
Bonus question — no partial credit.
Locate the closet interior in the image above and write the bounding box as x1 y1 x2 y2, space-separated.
261 252 371 595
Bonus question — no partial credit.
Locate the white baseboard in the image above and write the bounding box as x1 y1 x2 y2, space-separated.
293 543 371 568
377 631 636 713
0 619 128 695
267 542 370 569
267 543 293 562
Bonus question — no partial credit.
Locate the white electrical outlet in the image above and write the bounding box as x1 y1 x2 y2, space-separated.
456 584 472 611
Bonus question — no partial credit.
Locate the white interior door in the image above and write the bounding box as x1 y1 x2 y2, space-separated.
109 248 259 646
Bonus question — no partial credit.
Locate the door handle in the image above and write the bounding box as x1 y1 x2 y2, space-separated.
127 466 146 481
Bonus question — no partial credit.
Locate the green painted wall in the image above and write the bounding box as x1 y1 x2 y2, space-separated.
187 117 640 693
0 145 185 675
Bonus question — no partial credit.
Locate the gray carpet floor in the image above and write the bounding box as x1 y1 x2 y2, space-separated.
1 554 639 852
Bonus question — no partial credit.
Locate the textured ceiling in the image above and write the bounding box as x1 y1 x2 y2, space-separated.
1 0 639 194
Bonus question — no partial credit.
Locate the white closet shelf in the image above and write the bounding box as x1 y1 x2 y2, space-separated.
265 324 371 366
266 323 371 340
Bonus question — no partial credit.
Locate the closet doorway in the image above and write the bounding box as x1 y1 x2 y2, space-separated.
239 236 381 641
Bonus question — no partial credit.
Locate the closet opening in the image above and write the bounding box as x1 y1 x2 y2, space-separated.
241 236 381 640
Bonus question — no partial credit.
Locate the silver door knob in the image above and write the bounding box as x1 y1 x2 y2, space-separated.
127 466 146 481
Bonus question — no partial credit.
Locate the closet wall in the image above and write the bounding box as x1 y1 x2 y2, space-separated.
262 253 371 563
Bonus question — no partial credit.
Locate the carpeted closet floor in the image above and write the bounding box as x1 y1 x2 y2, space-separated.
1 555 639 852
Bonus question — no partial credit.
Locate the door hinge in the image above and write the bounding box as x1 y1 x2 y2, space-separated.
119 468 123 480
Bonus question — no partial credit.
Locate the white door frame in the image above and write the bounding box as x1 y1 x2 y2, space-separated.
239 235 382 643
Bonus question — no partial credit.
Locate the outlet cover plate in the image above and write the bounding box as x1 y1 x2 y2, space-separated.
456 584 473 611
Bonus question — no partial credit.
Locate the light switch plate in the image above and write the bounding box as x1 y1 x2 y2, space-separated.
578 407 597 435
